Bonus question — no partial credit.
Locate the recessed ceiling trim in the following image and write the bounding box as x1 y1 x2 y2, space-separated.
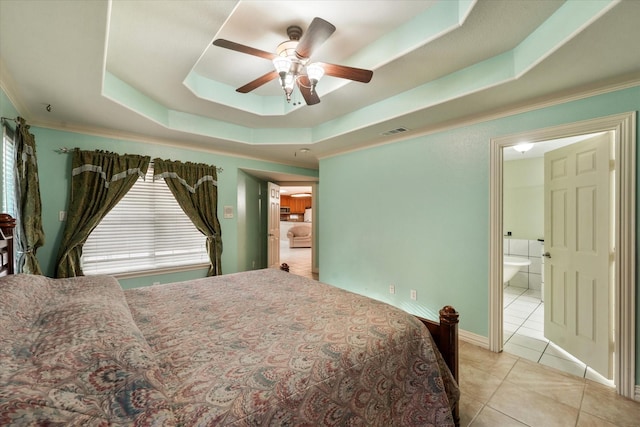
184 72 297 116
102 1 618 149
183 0 476 116
313 0 618 143
103 71 315 145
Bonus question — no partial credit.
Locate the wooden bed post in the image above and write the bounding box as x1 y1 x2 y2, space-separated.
438 305 459 383
0 213 16 276
417 305 460 427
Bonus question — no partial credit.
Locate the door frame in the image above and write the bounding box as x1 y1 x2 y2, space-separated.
488 112 636 398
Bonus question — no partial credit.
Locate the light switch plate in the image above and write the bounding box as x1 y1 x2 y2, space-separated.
223 205 234 219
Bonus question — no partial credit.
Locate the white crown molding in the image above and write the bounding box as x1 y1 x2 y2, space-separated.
0 60 31 119
25 119 317 170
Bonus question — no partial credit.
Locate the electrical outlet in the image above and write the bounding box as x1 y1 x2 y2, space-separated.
410 289 417 300
58 211 66 221
389 284 395 294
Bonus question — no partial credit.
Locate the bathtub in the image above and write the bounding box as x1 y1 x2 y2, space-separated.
503 255 531 283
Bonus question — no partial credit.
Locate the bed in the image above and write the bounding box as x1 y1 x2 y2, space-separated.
0 214 460 426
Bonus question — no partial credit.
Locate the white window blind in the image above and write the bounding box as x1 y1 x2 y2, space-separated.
1 125 17 217
82 163 209 275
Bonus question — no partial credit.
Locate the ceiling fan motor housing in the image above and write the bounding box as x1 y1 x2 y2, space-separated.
276 40 300 60
286 25 303 41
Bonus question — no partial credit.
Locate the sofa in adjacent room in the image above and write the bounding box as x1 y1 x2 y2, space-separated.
287 224 312 248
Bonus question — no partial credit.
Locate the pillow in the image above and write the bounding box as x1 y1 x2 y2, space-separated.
0 275 175 425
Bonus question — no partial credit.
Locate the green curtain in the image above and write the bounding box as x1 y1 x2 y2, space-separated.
55 149 150 278
15 117 45 274
153 158 222 276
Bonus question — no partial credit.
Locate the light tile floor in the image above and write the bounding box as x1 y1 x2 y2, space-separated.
503 285 613 387
460 341 640 426
280 240 316 280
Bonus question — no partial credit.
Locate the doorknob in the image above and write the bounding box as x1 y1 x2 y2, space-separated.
543 252 551 258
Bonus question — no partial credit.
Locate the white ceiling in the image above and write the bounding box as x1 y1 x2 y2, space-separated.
1 0 639 171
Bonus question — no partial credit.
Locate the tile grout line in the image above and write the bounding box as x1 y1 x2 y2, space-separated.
505 288 609 385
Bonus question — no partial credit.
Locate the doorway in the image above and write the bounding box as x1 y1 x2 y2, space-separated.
501 132 612 384
279 184 316 279
489 112 636 398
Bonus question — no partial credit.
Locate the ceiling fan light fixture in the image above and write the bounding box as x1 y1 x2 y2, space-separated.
273 56 292 74
306 63 324 93
513 143 534 153
214 17 371 106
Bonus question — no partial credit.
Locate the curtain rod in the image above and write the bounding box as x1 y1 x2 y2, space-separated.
55 147 223 173
0 116 18 123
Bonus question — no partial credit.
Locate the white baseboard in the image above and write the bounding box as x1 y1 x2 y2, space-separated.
459 329 489 349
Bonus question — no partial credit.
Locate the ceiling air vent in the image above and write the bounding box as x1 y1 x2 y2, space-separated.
381 127 409 136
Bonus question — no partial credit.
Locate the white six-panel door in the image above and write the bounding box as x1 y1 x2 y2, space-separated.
543 132 613 379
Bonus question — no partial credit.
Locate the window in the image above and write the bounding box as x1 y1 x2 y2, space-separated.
1 124 16 217
82 163 209 275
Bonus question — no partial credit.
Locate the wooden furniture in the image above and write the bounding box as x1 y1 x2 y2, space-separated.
0 213 15 276
280 194 312 214
420 307 460 426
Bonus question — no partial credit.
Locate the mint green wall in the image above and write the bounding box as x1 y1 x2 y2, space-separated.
0 89 19 120
503 157 544 240
319 86 639 384
19 126 315 287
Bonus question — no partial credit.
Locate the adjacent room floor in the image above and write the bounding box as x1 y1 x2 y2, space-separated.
459 341 640 426
279 239 315 279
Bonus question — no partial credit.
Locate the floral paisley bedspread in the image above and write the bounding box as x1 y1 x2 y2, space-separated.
0 269 458 426
0 274 175 426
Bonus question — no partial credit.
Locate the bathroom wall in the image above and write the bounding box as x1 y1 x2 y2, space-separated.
503 157 543 240
504 238 543 291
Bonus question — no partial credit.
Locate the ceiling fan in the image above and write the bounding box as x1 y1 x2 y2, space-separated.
212 17 373 106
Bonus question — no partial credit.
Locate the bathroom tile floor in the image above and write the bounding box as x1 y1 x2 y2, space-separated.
503 285 613 387
459 341 640 426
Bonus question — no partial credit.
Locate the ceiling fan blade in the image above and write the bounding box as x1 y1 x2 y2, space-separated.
213 39 277 60
237 71 279 93
295 17 336 59
297 76 320 105
316 62 373 83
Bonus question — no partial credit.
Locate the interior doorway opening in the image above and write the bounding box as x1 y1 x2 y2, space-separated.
279 185 316 279
500 132 614 386
489 112 636 398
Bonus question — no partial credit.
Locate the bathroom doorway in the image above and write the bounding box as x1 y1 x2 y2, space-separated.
501 133 612 384
488 112 636 398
